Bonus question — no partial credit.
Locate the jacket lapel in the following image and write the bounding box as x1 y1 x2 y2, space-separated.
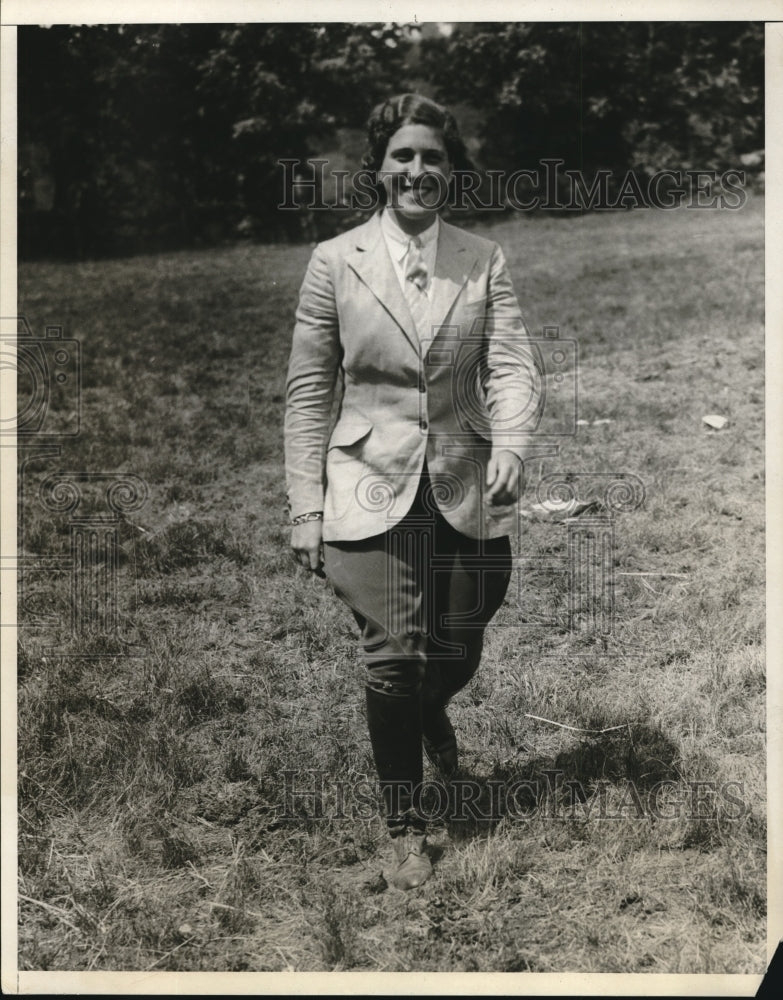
345 213 420 356
345 214 480 361
425 221 478 359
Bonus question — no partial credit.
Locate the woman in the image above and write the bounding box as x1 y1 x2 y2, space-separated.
284 94 540 890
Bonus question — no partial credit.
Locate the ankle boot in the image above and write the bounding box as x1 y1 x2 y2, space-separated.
389 828 432 889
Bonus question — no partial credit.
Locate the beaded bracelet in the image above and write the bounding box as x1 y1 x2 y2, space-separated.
288 511 324 526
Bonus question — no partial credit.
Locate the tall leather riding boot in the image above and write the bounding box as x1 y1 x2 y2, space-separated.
423 639 484 714
365 681 425 836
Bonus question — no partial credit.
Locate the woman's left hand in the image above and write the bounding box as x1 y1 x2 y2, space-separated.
486 450 523 506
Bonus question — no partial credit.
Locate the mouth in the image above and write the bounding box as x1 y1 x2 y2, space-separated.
395 180 441 206
401 179 437 192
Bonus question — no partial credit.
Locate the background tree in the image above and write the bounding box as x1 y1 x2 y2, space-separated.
19 21 764 259
423 22 763 195
19 23 412 257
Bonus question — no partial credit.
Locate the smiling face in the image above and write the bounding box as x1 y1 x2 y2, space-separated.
379 123 452 233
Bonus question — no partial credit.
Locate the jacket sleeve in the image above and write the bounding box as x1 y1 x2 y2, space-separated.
284 245 341 519
481 243 542 462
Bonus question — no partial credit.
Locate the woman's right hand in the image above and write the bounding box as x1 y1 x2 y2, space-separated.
291 520 325 577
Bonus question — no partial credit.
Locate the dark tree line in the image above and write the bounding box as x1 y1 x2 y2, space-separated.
19 23 409 257
19 21 764 259
425 22 763 178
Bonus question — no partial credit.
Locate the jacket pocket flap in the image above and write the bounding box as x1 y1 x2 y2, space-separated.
328 417 373 449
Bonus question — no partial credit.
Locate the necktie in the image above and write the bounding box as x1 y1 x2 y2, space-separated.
404 237 430 342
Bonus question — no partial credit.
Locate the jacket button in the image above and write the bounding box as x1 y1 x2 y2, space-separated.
419 382 427 393
420 419 428 430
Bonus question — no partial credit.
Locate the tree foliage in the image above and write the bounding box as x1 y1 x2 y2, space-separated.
19 22 764 259
424 22 763 179
19 23 410 257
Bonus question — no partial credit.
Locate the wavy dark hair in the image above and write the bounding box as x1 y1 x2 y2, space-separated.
361 93 474 202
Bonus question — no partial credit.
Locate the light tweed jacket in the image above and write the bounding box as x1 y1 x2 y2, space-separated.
284 212 542 541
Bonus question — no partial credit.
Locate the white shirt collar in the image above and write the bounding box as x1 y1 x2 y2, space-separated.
380 209 439 261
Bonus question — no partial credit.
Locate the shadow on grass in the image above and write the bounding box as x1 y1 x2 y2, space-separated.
436 722 680 843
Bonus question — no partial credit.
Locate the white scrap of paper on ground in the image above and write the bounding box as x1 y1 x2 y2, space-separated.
527 498 599 519
702 413 729 430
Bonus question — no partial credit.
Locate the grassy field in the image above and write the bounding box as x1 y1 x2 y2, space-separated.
16 196 765 974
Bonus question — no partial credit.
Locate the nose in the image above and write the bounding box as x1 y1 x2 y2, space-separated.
409 155 426 179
